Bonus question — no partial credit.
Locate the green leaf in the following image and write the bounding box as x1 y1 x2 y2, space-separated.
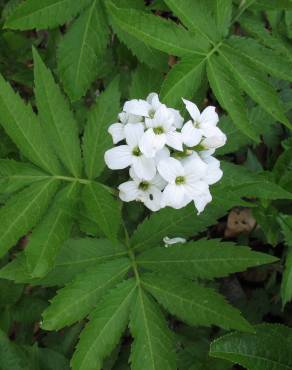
0 159 49 194
41 257 131 330
82 182 121 240
33 48 82 177
213 0 232 37
25 182 79 278
4 0 92 30
0 238 127 286
227 36 292 83
83 78 120 179
0 73 61 174
164 0 218 44
142 273 253 332
130 197 239 253
279 215 292 306
219 43 290 129
105 2 206 57
207 53 259 142
160 55 206 109
137 239 278 279
0 179 59 258
57 0 109 101
129 288 176 370
72 279 136 370
0 329 27 370
210 324 292 370
130 65 163 100
252 0 292 10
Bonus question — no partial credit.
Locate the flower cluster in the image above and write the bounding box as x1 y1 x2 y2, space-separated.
104 93 226 213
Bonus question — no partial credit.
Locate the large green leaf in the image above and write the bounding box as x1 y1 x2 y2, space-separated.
41 257 131 330
0 73 61 174
160 55 206 109
106 2 206 57
252 0 292 10
142 273 253 332
219 43 290 129
0 238 127 287
207 53 258 141
279 215 292 306
129 288 176 370
0 159 49 194
25 182 79 278
130 65 164 99
137 240 277 279
0 179 59 258
33 48 82 177
212 0 232 37
72 279 136 370
210 324 292 370
82 182 121 240
57 0 109 101
4 0 92 30
82 78 120 179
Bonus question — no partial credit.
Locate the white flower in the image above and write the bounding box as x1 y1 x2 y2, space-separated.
163 236 186 247
118 168 166 211
182 99 226 149
104 123 156 180
158 156 208 209
139 105 183 157
203 156 223 185
108 112 143 144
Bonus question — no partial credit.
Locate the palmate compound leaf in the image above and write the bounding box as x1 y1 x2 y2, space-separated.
105 1 207 57
0 73 61 175
57 0 109 102
71 279 137 370
82 182 122 241
210 324 292 370
24 182 80 278
141 273 253 333
41 257 131 330
207 53 259 142
0 238 127 287
4 0 92 30
82 77 121 180
160 54 207 109
33 48 82 178
0 159 50 194
137 239 278 280
0 179 60 259
129 288 176 370
219 43 291 129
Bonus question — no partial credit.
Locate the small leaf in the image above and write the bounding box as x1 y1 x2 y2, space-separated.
5 0 92 30
57 0 109 101
72 279 136 370
41 257 131 330
82 182 121 240
129 288 176 370
33 48 82 177
210 324 292 370
83 78 121 179
142 273 253 332
25 182 80 278
0 179 59 258
137 239 278 279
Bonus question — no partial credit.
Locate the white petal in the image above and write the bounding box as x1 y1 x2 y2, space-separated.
150 173 167 190
142 186 162 212
139 129 166 158
199 149 216 159
124 123 145 148
157 157 184 183
119 112 142 124
161 184 187 209
129 166 140 182
201 126 227 149
104 145 132 170
132 156 156 180
181 120 202 147
123 99 151 117
108 123 125 144
146 93 162 111
200 106 219 127
154 105 173 129
183 153 208 182
193 190 212 214
155 147 170 164
169 108 184 129
166 131 183 151
163 236 186 246
183 180 209 199
118 181 139 202
182 98 201 121
204 157 223 185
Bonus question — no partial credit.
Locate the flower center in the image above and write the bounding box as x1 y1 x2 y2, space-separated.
153 126 164 135
132 146 141 156
139 181 149 191
175 176 185 185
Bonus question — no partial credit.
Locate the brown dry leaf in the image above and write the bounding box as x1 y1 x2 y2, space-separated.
225 208 256 238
